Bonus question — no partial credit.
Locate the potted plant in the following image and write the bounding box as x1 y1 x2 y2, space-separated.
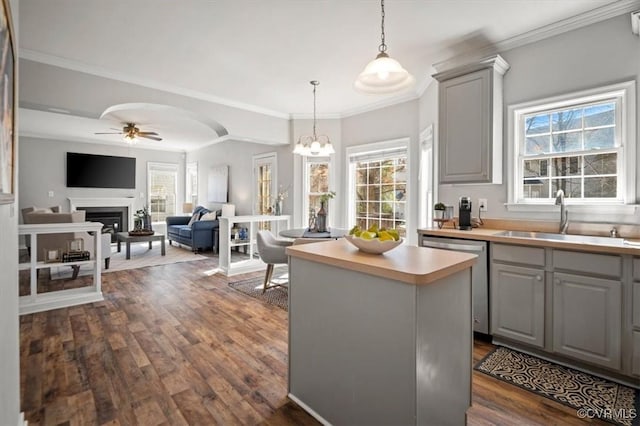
316 191 336 232
434 202 446 220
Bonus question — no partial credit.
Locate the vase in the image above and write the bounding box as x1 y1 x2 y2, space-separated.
143 214 152 231
274 200 282 216
316 200 327 232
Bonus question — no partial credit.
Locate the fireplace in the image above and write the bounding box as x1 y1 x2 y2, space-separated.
69 197 136 236
78 206 128 242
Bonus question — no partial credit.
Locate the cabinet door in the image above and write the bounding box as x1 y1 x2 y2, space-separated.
491 263 545 348
439 69 491 184
633 331 640 377
553 273 621 370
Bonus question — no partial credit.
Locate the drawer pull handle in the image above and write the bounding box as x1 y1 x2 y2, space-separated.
536 275 542 281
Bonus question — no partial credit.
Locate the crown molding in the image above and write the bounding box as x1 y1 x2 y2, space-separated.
632 10 640 35
433 0 640 72
18 130 187 153
19 49 291 120
186 134 288 152
290 112 342 120
339 91 420 118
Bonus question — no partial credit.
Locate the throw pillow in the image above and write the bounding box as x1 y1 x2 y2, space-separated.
187 212 200 226
200 211 217 221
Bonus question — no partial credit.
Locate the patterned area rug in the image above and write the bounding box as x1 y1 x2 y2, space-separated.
50 242 209 279
475 346 639 426
228 273 288 311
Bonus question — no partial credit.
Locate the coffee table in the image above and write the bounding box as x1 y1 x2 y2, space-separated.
116 232 166 260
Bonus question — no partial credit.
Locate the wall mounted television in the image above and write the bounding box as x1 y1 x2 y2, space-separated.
66 152 136 189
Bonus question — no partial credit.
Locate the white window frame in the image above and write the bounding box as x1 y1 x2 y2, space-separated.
303 156 332 226
419 125 436 229
346 138 410 232
507 81 636 214
186 161 198 206
252 152 277 216
147 162 179 223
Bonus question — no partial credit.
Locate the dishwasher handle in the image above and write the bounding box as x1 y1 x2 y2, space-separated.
421 240 485 252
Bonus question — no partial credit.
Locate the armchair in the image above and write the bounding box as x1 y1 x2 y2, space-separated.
256 230 293 293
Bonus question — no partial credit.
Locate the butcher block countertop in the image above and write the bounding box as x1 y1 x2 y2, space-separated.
286 238 477 285
418 227 640 256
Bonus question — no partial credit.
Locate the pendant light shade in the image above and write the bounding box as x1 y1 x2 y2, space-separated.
293 81 335 157
354 0 414 94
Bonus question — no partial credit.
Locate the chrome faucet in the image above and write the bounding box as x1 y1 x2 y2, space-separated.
555 189 569 234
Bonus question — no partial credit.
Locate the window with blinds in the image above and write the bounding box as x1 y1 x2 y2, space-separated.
147 162 178 222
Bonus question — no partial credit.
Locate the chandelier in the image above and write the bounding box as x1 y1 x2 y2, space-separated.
354 0 414 94
293 81 335 156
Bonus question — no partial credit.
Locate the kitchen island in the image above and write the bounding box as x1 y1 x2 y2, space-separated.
286 239 477 426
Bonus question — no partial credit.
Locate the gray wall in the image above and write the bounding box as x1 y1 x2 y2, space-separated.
2 0 20 423
341 99 420 244
19 137 185 218
187 140 293 216
432 13 640 224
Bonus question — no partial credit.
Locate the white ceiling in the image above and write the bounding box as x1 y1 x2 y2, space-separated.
17 0 636 150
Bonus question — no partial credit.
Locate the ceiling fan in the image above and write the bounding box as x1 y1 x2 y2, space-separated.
95 123 162 141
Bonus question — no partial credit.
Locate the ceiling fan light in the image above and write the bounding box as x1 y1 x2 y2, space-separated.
123 133 136 143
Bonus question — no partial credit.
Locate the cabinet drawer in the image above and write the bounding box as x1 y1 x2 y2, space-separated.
633 331 640 377
633 258 640 280
634 283 640 328
553 250 621 278
492 243 545 266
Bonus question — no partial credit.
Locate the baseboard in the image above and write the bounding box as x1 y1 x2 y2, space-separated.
287 393 331 426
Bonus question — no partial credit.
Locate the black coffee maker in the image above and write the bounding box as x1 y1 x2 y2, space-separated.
458 197 472 230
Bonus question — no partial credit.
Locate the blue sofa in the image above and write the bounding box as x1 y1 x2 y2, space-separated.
166 206 220 253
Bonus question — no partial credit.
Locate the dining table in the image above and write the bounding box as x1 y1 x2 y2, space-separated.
279 227 347 239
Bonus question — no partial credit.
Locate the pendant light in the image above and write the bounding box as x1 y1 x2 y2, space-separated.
354 0 415 94
293 81 335 156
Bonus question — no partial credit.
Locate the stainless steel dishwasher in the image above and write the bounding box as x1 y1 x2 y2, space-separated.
420 235 489 335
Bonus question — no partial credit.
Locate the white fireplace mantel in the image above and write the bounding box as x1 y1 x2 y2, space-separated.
68 197 136 231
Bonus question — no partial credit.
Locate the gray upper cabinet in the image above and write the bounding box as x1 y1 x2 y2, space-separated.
433 55 509 184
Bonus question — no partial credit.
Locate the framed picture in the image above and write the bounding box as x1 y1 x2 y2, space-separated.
43 248 61 263
0 0 14 205
67 238 84 253
207 165 229 203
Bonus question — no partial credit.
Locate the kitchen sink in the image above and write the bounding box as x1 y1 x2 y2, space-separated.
495 230 627 246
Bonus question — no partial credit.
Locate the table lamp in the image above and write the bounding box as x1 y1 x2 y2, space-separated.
182 202 193 214
221 203 236 217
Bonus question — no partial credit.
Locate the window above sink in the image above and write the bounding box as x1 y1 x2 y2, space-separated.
507 80 637 214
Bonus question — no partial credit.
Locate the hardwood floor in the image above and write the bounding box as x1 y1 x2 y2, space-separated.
20 258 606 425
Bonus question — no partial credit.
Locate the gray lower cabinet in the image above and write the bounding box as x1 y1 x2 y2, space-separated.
491 263 545 348
552 273 622 370
633 331 640 377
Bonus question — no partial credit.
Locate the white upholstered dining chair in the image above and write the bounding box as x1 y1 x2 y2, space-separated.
256 230 293 293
